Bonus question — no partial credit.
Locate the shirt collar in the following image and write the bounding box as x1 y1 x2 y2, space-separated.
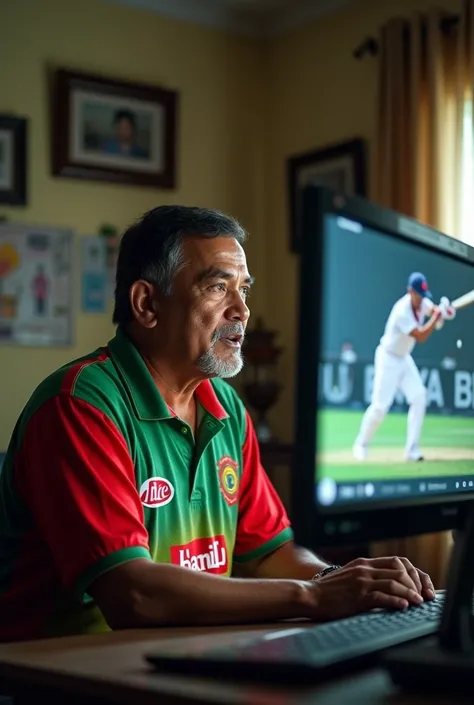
108 327 228 422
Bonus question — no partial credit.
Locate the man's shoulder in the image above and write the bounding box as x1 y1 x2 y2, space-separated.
4 346 120 457
392 294 412 317
209 379 247 434
20 346 119 423
49 346 113 391
210 378 245 411
421 297 433 315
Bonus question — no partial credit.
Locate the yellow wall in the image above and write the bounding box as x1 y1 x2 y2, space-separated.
0 0 265 447
265 0 462 441
0 0 464 448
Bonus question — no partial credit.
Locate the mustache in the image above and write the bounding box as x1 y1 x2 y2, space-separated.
211 323 245 344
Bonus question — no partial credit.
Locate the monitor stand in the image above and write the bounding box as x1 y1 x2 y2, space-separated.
384 501 474 695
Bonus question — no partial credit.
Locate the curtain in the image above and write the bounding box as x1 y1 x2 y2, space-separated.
370 0 474 589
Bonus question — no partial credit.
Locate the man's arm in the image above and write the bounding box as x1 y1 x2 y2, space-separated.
236 540 330 580
90 559 311 628
90 553 431 628
409 307 441 343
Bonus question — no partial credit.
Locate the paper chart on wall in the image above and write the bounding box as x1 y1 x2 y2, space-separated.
0 222 74 347
81 236 107 313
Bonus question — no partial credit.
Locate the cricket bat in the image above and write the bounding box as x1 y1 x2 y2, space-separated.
451 289 474 310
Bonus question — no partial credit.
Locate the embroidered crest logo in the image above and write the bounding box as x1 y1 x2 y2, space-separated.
217 455 239 506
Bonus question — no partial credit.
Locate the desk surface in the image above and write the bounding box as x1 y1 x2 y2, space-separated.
0 623 470 705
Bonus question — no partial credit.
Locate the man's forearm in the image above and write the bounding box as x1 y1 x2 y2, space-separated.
417 313 440 342
248 542 331 581
91 559 313 629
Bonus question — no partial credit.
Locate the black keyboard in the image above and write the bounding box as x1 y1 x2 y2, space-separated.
146 594 445 683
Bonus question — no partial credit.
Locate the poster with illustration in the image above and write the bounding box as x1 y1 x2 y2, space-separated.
0 223 74 346
81 236 107 313
98 229 119 302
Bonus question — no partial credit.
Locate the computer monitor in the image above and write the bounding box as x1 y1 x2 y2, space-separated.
292 185 474 551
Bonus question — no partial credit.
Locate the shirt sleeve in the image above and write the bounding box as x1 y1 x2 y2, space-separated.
233 411 293 563
397 309 418 335
14 395 151 600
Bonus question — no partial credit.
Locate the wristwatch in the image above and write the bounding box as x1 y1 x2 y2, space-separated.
311 565 341 581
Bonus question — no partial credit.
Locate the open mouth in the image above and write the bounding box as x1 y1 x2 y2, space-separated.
219 334 243 348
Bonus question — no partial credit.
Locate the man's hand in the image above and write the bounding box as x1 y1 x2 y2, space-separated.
439 296 456 321
308 556 435 622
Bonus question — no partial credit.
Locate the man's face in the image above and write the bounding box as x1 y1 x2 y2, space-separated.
155 236 252 378
409 289 423 309
116 117 134 143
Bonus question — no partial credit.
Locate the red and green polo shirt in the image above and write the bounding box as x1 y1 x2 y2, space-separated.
0 327 293 641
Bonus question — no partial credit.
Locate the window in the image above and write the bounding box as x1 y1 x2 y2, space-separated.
460 97 474 245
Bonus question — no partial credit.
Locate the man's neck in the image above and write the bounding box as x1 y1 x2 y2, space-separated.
153 369 201 433
127 329 202 413
146 358 200 408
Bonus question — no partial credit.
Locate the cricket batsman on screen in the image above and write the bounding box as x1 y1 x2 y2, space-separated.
352 272 455 462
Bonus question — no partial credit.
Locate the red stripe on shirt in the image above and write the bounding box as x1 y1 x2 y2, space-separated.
60 349 110 395
234 411 291 557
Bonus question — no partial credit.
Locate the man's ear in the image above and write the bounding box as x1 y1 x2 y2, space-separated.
129 280 159 328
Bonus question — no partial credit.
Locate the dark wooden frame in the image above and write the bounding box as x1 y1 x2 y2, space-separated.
0 115 27 206
287 137 367 253
51 68 178 189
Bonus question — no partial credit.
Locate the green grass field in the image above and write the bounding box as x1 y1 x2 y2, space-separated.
318 409 474 482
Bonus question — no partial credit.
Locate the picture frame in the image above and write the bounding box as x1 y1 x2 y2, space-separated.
0 115 27 206
287 138 367 252
51 68 178 189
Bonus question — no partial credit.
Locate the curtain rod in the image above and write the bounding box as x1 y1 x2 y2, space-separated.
353 13 460 59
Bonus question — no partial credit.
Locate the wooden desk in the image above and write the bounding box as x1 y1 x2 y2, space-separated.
0 623 469 705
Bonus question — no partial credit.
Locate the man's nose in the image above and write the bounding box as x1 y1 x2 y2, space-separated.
227 292 250 322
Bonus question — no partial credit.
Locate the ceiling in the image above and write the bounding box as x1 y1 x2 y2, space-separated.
106 0 356 37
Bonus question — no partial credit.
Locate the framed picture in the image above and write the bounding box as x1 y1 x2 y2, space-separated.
51 68 178 189
287 138 367 252
0 115 27 206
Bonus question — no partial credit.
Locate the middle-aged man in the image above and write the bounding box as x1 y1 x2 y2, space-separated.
0 206 435 642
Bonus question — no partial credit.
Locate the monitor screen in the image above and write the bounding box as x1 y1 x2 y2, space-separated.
293 186 474 546
317 213 474 510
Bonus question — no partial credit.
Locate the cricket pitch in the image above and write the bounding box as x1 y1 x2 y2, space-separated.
320 446 474 466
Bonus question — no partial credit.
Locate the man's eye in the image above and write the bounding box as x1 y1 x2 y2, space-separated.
209 283 226 292
241 286 251 298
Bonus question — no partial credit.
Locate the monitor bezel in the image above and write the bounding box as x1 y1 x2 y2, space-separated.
292 185 474 549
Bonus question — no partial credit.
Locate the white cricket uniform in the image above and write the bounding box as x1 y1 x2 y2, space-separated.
354 294 431 459
373 294 431 408
372 294 432 411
